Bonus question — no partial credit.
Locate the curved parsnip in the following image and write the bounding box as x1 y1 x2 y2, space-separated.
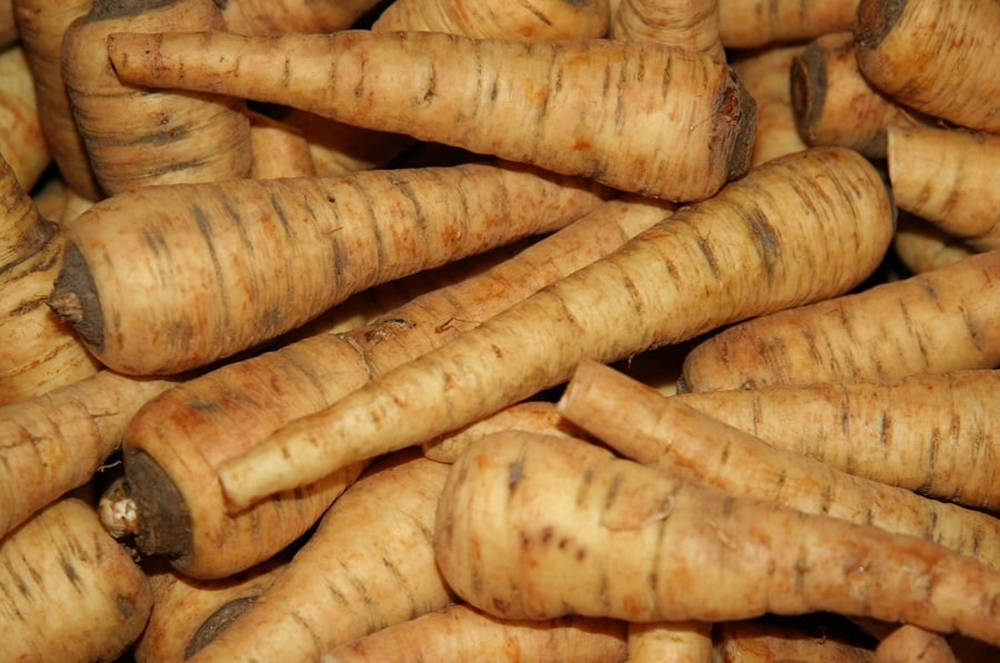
435 432 1000 646
373 0 610 41
12 0 99 200
681 251 1000 391
105 30 756 202
218 148 894 509
62 0 252 195
855 0 1000 133
122 196 664 579
0 499 153 662
887 125 1000 252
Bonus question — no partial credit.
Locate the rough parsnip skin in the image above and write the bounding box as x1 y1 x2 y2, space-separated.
49 162 606 375
12 0 100 200
732 45 808 166
855 0 1000 133
628 621 712 663
135 558 287 663
0 369 175 540
0 46 49 191
321 604 628 663
217 147 894 509
716 0 858 49
893 215 976 275
62 0 253 195
716 617 875 662
122 196 664 579
105 30 756 202
791 32 927 158
0 498 153 662
183 452 454 663
680 250 1000 392
558 360 1000 571
422 401 587 463
611 0 724 62
373 0 611 41
0 154 99 404
671 369 1000 510
434 432 1000 646
873 625 955 663
887 125 1000 252
219 0 383 35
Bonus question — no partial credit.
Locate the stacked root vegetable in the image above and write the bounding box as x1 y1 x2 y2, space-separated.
2 0 999 660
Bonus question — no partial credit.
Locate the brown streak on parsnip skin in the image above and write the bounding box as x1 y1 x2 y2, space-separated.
185 595 258 659
87 0 178 22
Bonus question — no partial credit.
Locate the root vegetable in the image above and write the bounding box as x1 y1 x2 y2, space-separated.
716 0 858 49
105 29 757 201
887 125 1000 252
433 431 1000 646
855 0 1000 133
0 0 16 47
217 147 894 509
12 0 100 200
893 215 976 275
49 161 605 375
220 0 383 35
31 175 67 220
0 369 175 539
790 32 927 158
183 451 454 663
611 0 724 62
680 250 1000 392
732 45 808 166
246 110 316 179
321 604 628 663
627 621 712 662
0 46 49 191
61 0 252 195
122 195 665 579
0 498 153 662
671 369 1000 510
874 625 956 663
716 616 875 662
558 360 1000 570
373 0 611 41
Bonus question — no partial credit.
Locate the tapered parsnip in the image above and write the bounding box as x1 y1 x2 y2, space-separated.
246 110 316 179
423 401 587 463
374 0 611 41
611 0 724 62
183 452 454 663
716 616 875 662
50 162 606 375
12 0 100 200
0 498 153 662
628 621 711 663
0 153 99 404
435 432 1000 646
716 0 858 48
122 196 667 579
218 147 894 509
732 45 807 165
681 250 1000 392
893 215 976 276
558 360 1000 570
855 0 1000 133
106 30 757 202
0 369 175 539
0 46 49 191
874 625 955 663
135 558 287 663
219 0 383 35
62 0 252 195
322 604 628 663
791 32 927 158
671 369 1000 510
887 125 1000 252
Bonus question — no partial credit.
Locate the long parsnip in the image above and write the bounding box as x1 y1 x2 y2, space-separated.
218 147 894 509
106 29 757 202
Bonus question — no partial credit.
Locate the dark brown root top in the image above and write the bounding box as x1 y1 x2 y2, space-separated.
855 0 909 51
790 44 827 142
720 70 757 181
49 242 105 351
87 0 177 21
125 449 193 565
